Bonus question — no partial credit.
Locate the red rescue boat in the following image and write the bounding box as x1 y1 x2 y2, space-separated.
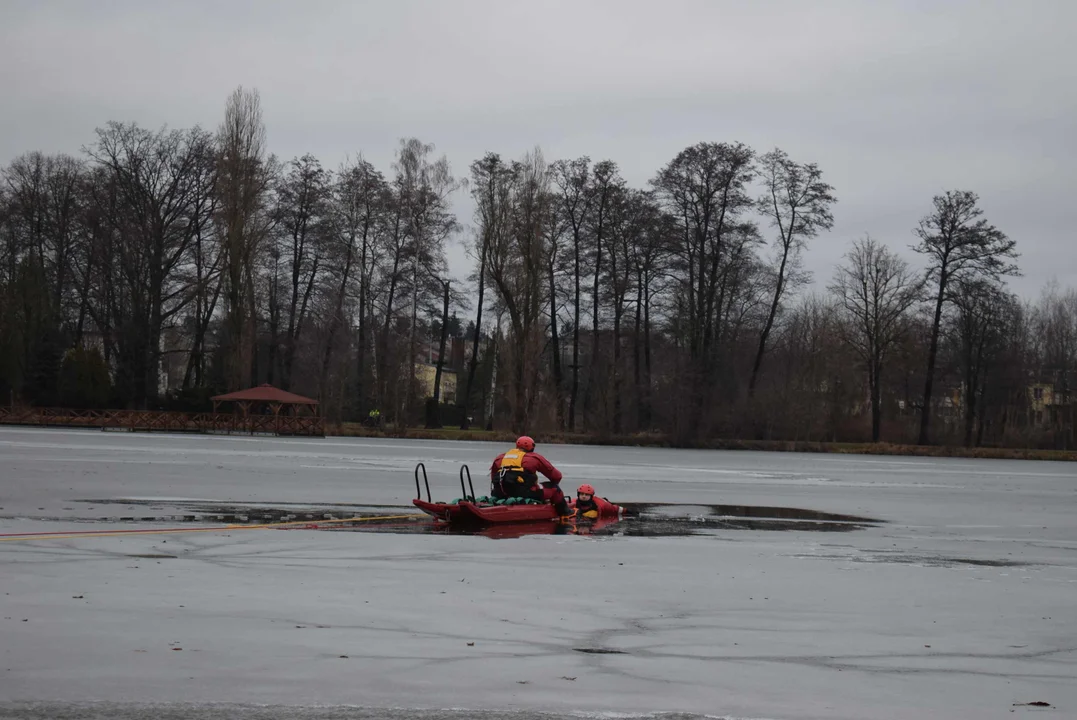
411 462 623 526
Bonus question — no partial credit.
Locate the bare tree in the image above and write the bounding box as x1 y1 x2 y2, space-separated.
272 154 331 390
9 153 86 317
630 195 672 430
392 138 460 426
84 122 211 406
428 279 452 427
374 182 408 419
830 236 923 442
1 154 60 403
485 149 552 431
2 154 87 322
2 153 48 274
76 166 122 369
948 278 1015 446
180 137 221 390
426 278 468 427
583 160 621 425
464 153 512 428
550 157 593 431
749 148 836 396
911 190 1017 444
216 85 274 391
604 187 656 433
652 142 756 436
545 203 567 429
1 153 86 401
777 293 847 440
327 156 388 411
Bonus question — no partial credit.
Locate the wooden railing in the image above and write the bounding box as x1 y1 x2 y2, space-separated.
0 406 324 437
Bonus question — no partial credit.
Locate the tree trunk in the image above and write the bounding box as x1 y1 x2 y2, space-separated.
198 277 222 387
633 268 643 430
266 262 280 385
356 237 370 416
283 232 312 390
404 264 419 428
183 226 206 390
919 275 948 445
226 256 244 391
283 253 300 389
569 237 581 431
963 335 983 448
146 255 163 408
404 229 420 428
549 254 564 429
379 256 401 417
428 280 450 428
870 355 882 442
376 211 404 417
964 380 977 448
485 329 500 429
612 303 623 435
320 239 355 407
587 227 602 424
245 258 259 388
512 330 527 433
975 384 988 447
462 238 487 429
74 241 95 347
356 285 368 414
749 246 791 397
643 278 653 429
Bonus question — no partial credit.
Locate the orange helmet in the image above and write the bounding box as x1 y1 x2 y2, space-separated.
577 483 595 495
515 435 535 452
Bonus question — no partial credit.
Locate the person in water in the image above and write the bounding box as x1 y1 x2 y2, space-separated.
490 436 571 516
573 483 600 518
571 483 624 520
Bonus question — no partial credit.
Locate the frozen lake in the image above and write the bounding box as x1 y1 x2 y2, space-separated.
1 426 1075 719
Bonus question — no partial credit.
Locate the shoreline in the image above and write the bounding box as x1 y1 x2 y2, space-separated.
328 424 1077 462
1 420 1073 462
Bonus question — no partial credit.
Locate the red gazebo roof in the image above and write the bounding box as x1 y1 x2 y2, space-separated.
211 384 319 405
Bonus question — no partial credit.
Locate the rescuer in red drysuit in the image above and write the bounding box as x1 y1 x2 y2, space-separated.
490 436 572 516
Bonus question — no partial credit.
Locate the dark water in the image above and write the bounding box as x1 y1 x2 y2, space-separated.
54 499 881 538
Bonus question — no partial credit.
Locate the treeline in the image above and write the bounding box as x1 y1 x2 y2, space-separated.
1 86 1074 448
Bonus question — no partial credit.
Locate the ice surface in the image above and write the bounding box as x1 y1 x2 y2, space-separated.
1 427 1075 719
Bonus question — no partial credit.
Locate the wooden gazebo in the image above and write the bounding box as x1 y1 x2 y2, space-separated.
211 384 323 436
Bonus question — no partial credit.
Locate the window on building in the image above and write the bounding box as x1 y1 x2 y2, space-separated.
1034 387 1044 400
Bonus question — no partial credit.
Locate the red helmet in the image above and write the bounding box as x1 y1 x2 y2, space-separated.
577 483 595 495
515 435 535 452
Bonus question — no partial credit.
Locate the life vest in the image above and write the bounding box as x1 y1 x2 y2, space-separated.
575 496 599 516
495 448 539 497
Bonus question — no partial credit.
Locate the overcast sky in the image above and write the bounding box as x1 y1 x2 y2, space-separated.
2 0 1074 299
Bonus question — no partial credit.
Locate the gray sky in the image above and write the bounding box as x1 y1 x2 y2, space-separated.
2 0 1074 300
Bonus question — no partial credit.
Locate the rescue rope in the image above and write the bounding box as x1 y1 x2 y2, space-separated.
0 514 423 543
